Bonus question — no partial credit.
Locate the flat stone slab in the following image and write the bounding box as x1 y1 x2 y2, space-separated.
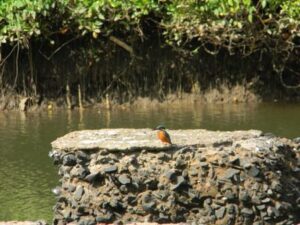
51 129 263 152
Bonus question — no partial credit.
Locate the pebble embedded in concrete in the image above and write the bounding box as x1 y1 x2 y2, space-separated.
118 174 131 185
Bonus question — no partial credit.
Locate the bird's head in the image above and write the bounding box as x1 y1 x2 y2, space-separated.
154 125 166 130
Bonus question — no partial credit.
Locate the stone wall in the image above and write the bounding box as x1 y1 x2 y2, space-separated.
50 129 300 225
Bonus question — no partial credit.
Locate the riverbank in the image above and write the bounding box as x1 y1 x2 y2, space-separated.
0 84 262 111
1 35 300 112
0 1 299 112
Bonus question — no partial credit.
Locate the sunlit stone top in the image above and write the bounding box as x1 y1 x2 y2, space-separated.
51 129 263 152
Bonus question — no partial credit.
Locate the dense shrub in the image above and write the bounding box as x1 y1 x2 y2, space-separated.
0 0 299 53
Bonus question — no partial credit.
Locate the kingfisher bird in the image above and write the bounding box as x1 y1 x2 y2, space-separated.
154 125 172 145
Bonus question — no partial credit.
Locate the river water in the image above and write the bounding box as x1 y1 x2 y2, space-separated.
0 102 299 222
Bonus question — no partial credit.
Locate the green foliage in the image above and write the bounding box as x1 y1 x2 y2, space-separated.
0 0 160 44
0 0 299 53
65 0 159 37
162 0 299 49
281 0 300 20
0 0 51 43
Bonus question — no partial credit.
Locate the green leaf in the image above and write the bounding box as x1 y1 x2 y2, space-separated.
14 1 26 9
248 12 253 22
98 13 105 20
261 0 267 9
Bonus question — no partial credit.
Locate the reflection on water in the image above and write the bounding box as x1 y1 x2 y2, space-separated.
0 102 299 221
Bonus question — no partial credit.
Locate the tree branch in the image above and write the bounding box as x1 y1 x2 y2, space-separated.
109 35 133 55
39 36 80 60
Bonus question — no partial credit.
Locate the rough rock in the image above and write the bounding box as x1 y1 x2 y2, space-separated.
247 165 260 177
118 174 131 185
215 207 226 219
84 172 101 183
74 186 84 201
62 154 76 166
50 129 300 225
103 165 118 173
241 208 254 216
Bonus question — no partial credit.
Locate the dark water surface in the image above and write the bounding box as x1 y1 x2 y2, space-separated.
0 102 299 222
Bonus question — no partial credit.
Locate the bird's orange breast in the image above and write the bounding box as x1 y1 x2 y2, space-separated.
157 130 172 144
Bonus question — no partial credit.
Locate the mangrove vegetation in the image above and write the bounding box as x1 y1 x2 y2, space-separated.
0 0 300 109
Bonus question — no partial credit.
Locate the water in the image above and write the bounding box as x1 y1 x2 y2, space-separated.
0 102 299 222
